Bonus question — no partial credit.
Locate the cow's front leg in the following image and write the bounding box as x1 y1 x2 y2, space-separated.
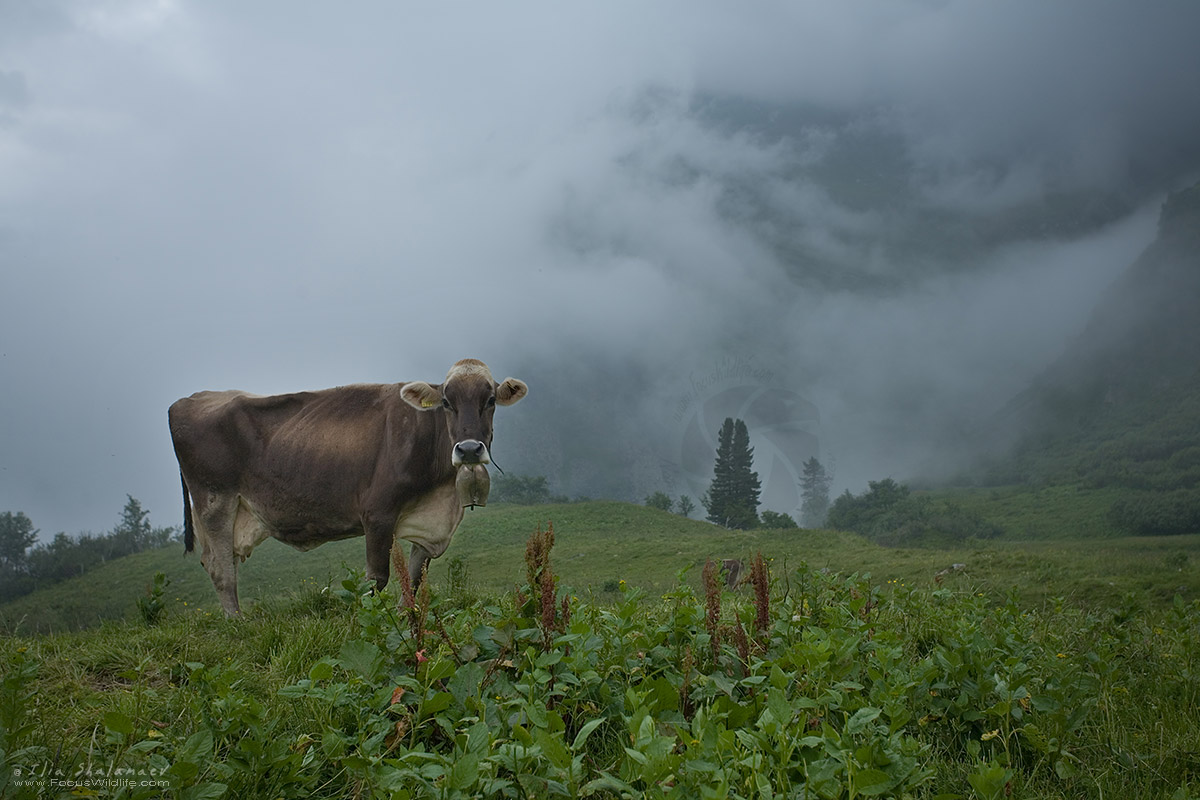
364 520 394 593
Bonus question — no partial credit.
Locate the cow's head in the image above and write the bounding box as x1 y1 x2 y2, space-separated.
400 359 528 465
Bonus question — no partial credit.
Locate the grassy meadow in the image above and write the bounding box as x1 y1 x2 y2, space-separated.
3 500 1198 633
2 500 1199 798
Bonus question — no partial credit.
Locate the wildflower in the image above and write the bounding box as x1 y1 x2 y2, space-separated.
1056 653 1067 659
702 559 721 660
733 617 750 665
750 552 770 638
981 729 1000 741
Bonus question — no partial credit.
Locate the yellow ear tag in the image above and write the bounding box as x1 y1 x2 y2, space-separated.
421 399 437 409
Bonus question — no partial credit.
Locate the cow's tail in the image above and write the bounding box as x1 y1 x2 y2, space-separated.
180 472 195 553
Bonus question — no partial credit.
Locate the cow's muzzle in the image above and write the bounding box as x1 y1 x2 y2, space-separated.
453 439 490 466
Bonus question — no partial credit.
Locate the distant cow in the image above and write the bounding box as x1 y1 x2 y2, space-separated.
169 359 527 615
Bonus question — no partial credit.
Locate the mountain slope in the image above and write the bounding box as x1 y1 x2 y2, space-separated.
968 182 1200 532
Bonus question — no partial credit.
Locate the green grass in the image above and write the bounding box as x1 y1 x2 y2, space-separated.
2 541 1198 799
922 484 1128 540
4 501 1200 633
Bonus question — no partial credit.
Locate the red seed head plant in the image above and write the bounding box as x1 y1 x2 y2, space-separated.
525 521 555 590
392 541 416 611
540 564 557 639
751 552 770 640
524 522 562 646
702 558 722 661
733 615 750 670
680 645 695 719
415 563 431 649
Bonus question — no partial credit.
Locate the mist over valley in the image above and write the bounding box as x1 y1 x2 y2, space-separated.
1 2 1199 536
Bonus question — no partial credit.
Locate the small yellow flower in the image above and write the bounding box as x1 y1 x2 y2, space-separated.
1056 653 1067 659
146 729 162 739
981 729 1000 741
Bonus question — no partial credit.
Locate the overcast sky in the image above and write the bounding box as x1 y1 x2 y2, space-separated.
3 1 1200 537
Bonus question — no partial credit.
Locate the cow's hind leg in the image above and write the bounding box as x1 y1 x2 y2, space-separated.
193 492 241 615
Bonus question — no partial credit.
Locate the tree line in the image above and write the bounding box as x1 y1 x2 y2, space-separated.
646 416 833 530
0 496 179 603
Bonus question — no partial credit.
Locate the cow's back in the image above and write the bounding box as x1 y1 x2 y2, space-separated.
170 385 397 493
169 390 313 491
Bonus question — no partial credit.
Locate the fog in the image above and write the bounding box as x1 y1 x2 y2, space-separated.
2 1 1199 535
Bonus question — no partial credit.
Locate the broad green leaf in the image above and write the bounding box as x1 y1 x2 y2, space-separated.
448 661 485 706
102 711 134 736
177 729 214 765
338 639 382 679
854 768 898 796
535 650 563 668
420 691 453 717
512 724 534 747
525 702 548 729
448 752 481 790
180 783 227 800
846 706 881 735
572 718 606 751
423 658 456 683
537 728 571 769
643 676 680 714
581 773 635 796
277 681 312 698
308 658 334 682
465 720 490 755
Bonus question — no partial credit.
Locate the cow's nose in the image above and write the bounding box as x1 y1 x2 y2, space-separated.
453 439 488 465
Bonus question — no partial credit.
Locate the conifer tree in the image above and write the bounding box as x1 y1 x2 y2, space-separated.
702 417 761 529
799 456 833 528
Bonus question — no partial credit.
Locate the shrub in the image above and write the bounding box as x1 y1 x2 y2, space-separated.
759 510 798 529
1109 489 1200 536
828 480 1001 544
490 474 555 505
643 492 673 512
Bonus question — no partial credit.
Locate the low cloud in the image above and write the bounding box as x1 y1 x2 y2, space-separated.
1 2 1198 533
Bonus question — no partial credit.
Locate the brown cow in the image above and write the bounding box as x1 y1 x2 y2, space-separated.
168 358 527 615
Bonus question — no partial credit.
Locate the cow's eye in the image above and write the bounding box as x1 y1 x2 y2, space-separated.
441 398 452 411
486 395 496 408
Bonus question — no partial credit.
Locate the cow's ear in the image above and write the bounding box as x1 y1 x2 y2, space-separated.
401 381 442 411
495 377 528 406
